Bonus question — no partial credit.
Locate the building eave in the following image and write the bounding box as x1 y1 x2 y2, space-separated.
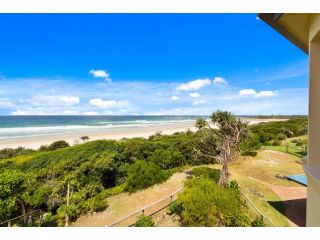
258 13 309 54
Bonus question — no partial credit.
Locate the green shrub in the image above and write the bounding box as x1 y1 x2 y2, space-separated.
134 215 154 227
251 216 265 227
149 148 185 169
38 145 50 152
192 167 220 183
167 201 183 215
276 133 286 141
0 147 35 160
125 160 171 192
48 140 70 151
177 178 249 226
272 140 281 146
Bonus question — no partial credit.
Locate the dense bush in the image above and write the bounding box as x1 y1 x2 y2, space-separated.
240 133 261 156
134 215 155 227
0 147 35 160
176 177 249 226
167 201 183 215
48 140 70 151
251 216 265 227
249 118 307 145
125 160 171 192
192 167 220 183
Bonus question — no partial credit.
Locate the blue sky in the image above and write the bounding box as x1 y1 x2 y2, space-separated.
0 14 308 115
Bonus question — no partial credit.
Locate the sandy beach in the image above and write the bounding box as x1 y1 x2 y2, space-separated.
0 118 287 150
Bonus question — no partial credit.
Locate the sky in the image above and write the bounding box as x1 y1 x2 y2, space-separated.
0 14 308 116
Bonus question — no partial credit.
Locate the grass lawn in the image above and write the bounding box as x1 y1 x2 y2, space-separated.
234 176 289 227
264 135 308 158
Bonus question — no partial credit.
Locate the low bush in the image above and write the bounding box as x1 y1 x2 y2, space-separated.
176 178 249 227
134 215 154 227
272 140 281 146
167 201 183 215
48 140 70 151
125 160 171 192
192 167 220 183
251 216 265 227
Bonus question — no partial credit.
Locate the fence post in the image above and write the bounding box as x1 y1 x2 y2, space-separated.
142 208 145 216
170 195 173 203
286 144 289 153
8 220 11 227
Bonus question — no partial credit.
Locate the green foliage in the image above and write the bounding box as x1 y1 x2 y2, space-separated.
167 201 183 215
134 215 155 227
177 177 249 226
149 148 185 169
240 133 261 156
0 147 35 160
125 160 171 192
0 170 35 221
195 117 208 130
272 140 281 146
48 140 70 151
249 118 308 145
251 216 265 227
192 167 220 183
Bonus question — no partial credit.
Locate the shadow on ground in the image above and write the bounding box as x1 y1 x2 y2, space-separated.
268 198 306 227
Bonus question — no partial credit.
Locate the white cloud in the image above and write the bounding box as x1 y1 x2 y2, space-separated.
257 91 276 98
239 89 257 96
192 99 207 105
59 96 80 106
177 78 211 91
213 77 228 85
239 89 276 98
89 69 112 83
189 92 200 98
89 98 126 109
0 98 14 108
83 111 99 115
170 96 179 101
30 95 80 106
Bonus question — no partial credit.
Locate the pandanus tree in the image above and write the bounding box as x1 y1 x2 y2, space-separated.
195 110 248 187
195 117 208 130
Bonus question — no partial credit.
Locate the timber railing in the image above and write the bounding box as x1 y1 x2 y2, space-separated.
239 189 276 227
0 209 43 227
107 188 183 227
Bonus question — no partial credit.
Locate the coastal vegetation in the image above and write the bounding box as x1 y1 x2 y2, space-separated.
0 113 308 227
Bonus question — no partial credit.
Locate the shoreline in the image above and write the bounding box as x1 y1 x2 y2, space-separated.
0 118 287 150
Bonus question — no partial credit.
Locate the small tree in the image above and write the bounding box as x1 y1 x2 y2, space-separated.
80 136 90 142
195 117 208 130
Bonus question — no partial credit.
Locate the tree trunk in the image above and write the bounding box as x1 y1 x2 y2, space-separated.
218 158 229 187
16 198 27 224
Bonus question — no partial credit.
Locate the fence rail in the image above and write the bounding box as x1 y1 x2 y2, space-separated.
107 188 183 227
0 209 43 227
239 189 276 227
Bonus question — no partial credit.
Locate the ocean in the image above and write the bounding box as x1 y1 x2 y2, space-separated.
0 115 202 140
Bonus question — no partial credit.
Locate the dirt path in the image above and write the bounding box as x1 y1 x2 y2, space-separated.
73 170 189 227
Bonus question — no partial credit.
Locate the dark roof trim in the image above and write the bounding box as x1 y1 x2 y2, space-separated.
258 13 308 54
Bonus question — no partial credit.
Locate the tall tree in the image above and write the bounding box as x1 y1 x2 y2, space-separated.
195 110 248 187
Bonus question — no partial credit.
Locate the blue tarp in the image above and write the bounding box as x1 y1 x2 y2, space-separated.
287 174 307 186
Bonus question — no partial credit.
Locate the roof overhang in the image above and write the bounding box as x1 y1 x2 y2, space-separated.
258 13 312 54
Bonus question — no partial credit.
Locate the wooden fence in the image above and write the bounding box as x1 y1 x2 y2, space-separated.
0 209 43 227
107 188 183 227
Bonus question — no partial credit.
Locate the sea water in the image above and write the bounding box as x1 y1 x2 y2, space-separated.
0 115 202 140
